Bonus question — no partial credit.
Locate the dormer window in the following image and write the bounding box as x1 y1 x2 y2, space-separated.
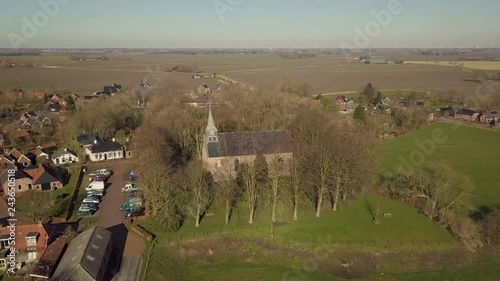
26 232 39 246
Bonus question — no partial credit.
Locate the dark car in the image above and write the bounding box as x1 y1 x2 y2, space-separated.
129 190 143 199
124 209 144 219
93 175 108 182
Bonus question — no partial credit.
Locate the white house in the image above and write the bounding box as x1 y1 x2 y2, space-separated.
51 147 79 165
86 140 124 162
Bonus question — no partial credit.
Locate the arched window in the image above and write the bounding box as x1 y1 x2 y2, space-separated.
234 159 240 171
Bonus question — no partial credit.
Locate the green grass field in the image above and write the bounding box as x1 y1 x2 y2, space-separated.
141 195 463 281
141 195 456 249
381 122 500 208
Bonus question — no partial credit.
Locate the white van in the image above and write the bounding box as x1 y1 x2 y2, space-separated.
85 181 105 191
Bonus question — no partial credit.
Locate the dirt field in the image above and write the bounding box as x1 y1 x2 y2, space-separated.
0 53 488 96
407 61 500 70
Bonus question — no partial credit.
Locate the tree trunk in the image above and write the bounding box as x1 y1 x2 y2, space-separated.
271 178 278 223
225 199 231 224
195 207 201 227
316 184 324 217
332 177 341 211
293 192 298 221
249 205 255 224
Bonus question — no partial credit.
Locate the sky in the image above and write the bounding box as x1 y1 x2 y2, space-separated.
0 0 499 49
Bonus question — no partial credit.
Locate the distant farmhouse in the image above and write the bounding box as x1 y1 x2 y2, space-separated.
202 107 293 181
363 58 387 64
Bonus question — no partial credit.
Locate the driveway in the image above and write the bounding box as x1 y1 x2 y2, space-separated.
111 257 143 281
88 160 145 281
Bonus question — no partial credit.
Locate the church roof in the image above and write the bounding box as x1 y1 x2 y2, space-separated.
207 130 292 158
206 106 217 131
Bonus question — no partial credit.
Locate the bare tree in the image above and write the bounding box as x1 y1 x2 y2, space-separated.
181 160 213 227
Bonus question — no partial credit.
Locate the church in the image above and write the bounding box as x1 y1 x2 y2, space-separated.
202 107 293 181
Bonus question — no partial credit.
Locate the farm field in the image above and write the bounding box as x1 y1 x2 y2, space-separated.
0 53 485 95
407 60 500 70
382 122 500 208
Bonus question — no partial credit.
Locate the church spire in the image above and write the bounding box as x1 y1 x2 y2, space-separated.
206 105 218 142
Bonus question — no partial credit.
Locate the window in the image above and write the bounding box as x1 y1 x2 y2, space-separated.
18 185 22 190
0 259 5 269
28 184 32 190
27 251 37 260
26 237 37 246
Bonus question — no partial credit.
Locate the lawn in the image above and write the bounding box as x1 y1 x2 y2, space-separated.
381 122 500 208
140 195 456 249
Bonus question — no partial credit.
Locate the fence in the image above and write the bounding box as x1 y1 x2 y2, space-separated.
64 165 85 221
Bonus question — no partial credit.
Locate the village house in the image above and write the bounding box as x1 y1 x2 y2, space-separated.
479 110 500 123
0 163 63 194
455 108 479 122
8 148 33 168
28 235 67 280
77 134 102 150
51 227 113 281
197 84 212 95
51 147 79 165
103 83 122 95
17 111 52 129
439 107 455 117
202 107 293 181
86 139 124 162
0 221 54 271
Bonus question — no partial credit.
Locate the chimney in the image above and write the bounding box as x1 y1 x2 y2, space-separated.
94 139 97 144
64 147 67 152
38 220 43 226
112 138 115 142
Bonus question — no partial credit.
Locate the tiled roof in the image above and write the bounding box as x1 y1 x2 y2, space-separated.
0 223 52 252
24 164 61 185
207 130 292 158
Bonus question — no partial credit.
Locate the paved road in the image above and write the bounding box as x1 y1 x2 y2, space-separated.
111 257 143 281
88 160 144 281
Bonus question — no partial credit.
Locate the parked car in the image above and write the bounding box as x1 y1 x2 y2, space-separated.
79 204 97 212
124 208 144 219
120 198 143 211
129 190 143 199
92 175 108 182
89 169 112 177
83 196 100 204
78 209 93 217
85 181 105 191
87 190 104 197
122 183 140 193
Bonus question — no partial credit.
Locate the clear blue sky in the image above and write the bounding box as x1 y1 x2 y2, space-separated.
0 0 499 48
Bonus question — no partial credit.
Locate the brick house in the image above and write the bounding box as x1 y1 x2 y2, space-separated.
0 221 54 270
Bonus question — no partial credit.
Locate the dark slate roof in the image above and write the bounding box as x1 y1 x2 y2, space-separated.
77 134 99 146
51 227 112 281
207 130 292 158
456 108 476 116
90 141 122 153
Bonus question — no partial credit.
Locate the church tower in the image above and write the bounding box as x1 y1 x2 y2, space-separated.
206 106 218 143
